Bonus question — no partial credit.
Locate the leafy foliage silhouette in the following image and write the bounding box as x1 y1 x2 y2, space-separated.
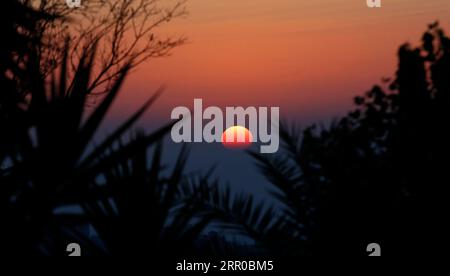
250 22 450 256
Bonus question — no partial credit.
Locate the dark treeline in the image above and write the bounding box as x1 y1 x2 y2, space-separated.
1 0 448 256
251 21 450 256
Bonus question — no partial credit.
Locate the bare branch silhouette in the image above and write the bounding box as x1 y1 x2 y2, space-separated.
26 0 187 95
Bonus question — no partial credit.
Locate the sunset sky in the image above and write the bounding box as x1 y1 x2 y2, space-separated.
109 0 450 126
97 0 450 196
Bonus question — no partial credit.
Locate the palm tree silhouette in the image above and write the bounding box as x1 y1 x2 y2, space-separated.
0 0 207 256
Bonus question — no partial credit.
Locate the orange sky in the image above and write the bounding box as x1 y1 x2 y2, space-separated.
110 0 450 125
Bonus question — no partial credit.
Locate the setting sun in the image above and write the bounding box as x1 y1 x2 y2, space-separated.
221 126 253 149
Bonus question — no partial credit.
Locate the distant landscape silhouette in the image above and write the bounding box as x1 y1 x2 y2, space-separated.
1 0 448 256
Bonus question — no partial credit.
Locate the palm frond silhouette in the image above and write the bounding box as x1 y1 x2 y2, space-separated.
1 42 173 254
178 173 293 257
74 142 214 256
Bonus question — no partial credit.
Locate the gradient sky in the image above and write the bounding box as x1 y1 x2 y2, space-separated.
110 0 450 127
98 0 450 197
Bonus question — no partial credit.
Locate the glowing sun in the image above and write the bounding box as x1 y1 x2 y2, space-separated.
221 126 253 149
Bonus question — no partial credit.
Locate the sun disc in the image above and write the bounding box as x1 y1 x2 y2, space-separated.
221 126 253 149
